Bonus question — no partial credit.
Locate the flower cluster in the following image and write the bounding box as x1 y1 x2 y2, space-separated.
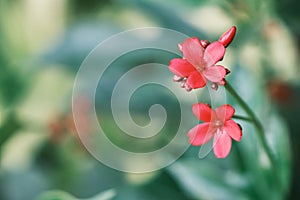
168 26 242 158
169 26 236 91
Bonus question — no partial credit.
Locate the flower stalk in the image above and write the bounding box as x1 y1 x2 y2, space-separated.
225 82 280 188
232 115 252 122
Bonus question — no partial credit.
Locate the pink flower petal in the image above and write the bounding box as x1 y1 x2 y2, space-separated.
186 71 206 89
218 79 226 85
218 26 236 47
224 120 242 141
204 42 225 66
213 132 232 158
192 103 213 122
215 104 235 121
188 123 215 146
182 37 204 67
168 58 195 77
202 65 226 83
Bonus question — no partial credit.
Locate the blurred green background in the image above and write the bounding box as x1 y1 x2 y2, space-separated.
0 0 299 199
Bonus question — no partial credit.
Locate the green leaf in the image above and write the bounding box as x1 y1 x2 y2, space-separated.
167 159 250 200
35 189 116 200
36 191 76 200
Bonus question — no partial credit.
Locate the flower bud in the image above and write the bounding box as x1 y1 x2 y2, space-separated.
225 68 231 75
180 79 186 88
178 43 183 52
218 79 226 86
173 75 184 82
218 26 236 47
200 40 210 48
184 82 192 92
211 83 218 90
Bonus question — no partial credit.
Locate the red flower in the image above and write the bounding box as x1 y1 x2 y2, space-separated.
168 26 236 91
188 103 242 158
169 38 226 91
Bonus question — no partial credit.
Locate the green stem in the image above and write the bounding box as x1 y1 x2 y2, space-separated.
225 82 279 187
232 115 252 122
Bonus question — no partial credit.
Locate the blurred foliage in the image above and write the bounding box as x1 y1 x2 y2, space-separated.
36 189 116 200
276 0 300 33
68 0 112 15
0 0 299 199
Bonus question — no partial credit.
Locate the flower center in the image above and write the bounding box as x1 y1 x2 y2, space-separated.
195 65 204 73
194 60 208 73
213 120 223 128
